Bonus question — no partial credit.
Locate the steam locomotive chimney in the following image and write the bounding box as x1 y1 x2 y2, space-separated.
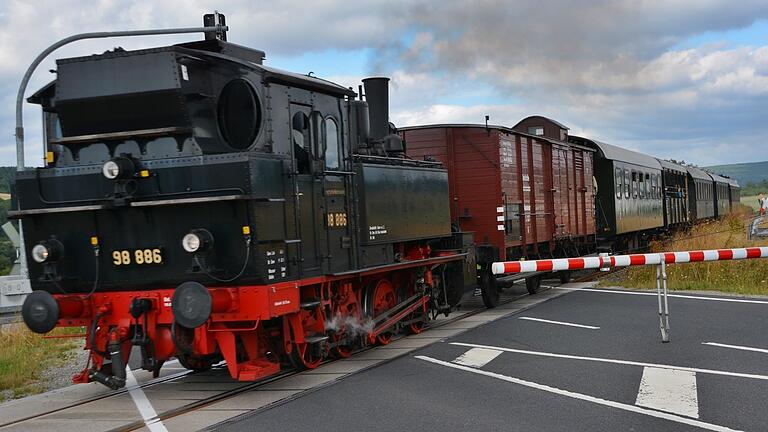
362 77 390 141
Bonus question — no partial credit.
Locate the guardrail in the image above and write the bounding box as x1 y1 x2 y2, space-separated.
491 246 768 343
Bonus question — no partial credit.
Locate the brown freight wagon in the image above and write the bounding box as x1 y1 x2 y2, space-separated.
400 116 596 271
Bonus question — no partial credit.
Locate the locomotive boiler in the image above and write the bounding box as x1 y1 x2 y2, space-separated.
15 14 477 389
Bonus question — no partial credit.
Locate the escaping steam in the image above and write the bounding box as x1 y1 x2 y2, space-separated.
324 314 375 337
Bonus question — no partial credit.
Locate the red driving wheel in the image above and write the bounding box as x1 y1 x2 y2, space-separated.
371 279 397 345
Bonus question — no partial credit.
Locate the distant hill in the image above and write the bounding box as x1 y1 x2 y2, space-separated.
704 161 768 187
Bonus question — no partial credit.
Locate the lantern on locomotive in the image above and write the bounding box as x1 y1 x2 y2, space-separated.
14 13 478 389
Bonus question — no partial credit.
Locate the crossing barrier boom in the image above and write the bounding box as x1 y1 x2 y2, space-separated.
491 246 768 344
491 247 768 275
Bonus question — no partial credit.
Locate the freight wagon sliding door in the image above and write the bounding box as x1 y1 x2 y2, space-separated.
573 151 585 236
551 145 570 238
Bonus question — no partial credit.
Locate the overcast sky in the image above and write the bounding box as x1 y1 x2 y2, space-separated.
1 0 767 167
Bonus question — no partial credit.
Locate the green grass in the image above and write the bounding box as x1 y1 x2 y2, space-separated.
741 194 764 212
603 205 768 296
0 321 83 400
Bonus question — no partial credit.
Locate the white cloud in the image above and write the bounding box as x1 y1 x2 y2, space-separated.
0 0 767 167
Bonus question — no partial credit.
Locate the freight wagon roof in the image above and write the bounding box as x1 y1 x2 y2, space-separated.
708 172 729 184
657 159 687 174
400 123 594 152
686 166 712 181
570 136 660 169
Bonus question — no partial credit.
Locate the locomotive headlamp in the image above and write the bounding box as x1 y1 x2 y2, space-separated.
31 244 49 263
182 229 214 254
31 239 64 263
102 157 136 180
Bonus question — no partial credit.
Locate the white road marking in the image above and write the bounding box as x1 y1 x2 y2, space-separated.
703 342 768 354
518 316 600 329
453 347 503 368
125 367 169 432
450 342 768 381
415 355 740 432
636 367 699 418
556 286 768 305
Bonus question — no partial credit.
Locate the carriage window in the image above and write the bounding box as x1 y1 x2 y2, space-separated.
644 173 650 198
615 168 623 199
325 117 341 170
644 174 649 198
528 126 544 136
292 112 311 174
638 173 645 198
631 171 638 198
624 169 630 198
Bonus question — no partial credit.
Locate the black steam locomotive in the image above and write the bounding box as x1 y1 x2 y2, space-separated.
16 14 477 389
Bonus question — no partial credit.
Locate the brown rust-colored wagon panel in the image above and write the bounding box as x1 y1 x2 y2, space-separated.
402 120 596 263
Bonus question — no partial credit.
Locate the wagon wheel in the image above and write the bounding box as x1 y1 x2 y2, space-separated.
330 303 360 358
369 278 397 345
177 354 213 373
525 275 542 294
407 309 427 334
330 331 353 358
289 338 324 370
288 308 326 370
480 266 500 308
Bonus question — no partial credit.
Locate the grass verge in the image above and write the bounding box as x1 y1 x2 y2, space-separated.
602 205 768 295
740 195 762 212
0 321 83 401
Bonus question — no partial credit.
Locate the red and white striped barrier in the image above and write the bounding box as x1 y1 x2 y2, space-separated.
491 246 768 275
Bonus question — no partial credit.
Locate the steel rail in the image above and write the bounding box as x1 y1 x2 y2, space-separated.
111 287 541 432
5 283 554 431
0 367 194 428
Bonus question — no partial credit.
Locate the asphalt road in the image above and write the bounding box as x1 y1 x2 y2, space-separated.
213 287 768 432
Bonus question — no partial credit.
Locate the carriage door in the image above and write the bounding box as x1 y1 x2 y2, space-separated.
321 116 352 273
290 104 323 275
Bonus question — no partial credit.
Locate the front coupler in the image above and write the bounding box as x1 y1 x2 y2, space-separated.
89 328 127 389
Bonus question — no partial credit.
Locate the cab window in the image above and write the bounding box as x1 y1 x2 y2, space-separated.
325 117 341 170
292 112 311 174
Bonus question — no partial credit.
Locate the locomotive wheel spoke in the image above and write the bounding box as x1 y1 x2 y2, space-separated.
407 311 426 334
370 278 397 345
290 339 323 369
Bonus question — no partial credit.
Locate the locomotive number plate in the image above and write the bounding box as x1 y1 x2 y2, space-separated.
112 248 164 266
326 212 348 228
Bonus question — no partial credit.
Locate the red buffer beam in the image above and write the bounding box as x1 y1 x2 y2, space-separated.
491 246 768 275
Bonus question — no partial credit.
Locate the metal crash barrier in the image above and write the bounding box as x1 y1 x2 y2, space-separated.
492 247 768 343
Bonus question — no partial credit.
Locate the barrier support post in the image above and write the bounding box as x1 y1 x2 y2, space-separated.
656 254 670 343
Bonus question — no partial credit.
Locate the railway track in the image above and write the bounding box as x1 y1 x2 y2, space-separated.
0 280 570 432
